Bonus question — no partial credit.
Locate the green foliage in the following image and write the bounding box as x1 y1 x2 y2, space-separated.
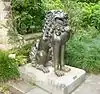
0 50 20 82
63 1 86 33
66 27 100 73
67 0 100 3
63 1 100 32
42 0 65 11
10 43 33 66
16 55 27 66
11 0 65 35
76 0 99 3
12 43 32 56
82 2 100 30
11 0 45 34
63 0 100 73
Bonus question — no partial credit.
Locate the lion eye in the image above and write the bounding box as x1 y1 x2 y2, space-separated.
62 30 65 32
55 32 61 36
57 28 60 30
51 30 53 33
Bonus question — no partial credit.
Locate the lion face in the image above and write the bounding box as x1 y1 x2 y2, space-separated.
43 10 69 42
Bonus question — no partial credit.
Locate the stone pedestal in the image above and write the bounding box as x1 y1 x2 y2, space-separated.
19 63 86 94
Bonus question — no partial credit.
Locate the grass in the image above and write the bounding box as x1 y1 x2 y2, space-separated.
0 50 20 82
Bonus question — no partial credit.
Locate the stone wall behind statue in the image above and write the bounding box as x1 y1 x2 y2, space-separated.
0 0 11 50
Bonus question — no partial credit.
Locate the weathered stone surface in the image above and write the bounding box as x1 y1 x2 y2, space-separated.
26 87 50 94
8 80 35 94
0 0 10 50
0 21 8 44
72 74 100 94
19 63 86 94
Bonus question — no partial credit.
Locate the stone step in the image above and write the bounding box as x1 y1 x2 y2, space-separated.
26 87 50 94
8 80 35 94
8 80 49 94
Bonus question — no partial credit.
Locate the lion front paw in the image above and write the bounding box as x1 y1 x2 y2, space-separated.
31 63 36 67
36 65 50 73
42 67 50 73
55 70 64 77
62 66 71 72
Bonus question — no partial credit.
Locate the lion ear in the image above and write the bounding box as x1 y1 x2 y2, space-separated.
47 11 52 14
46 11 53 17
64 13 68 19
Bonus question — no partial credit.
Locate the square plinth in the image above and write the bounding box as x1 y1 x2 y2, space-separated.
19 63 86 94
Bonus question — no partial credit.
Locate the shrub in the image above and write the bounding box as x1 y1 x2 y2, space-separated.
11 43 33 56
66 27 100 74
11 0 45 34
11 0 65 35
0 50 20 82
65 0 99 3
10 43 33 66
42 0 65 11
63 1 100 32
76 0 99 3
62 0 100 73
82 2 100 30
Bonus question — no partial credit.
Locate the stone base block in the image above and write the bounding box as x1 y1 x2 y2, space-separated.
19 63 86 94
